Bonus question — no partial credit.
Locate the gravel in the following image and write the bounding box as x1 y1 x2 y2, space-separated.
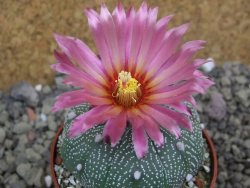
197 63 250 188
0 63 249 187
0 76 65 188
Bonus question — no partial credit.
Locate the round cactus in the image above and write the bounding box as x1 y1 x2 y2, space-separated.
61 104 204 188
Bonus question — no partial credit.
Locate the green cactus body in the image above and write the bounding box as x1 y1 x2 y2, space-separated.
61 104 204 188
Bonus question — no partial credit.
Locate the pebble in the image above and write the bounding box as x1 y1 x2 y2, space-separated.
205 92 226 121
0 110 8 124
186 174 193 182
200 123 205 129
16 163 32 181
10 81 39 107
7 101 24 119
27 131 37 142
40 113 47 122
0 103 6 112
243 179 250 187
4 139 13 149
0 146 4 158
0 128 6 144
7 174 19 185
231 144 241 156
221 88 232 100
244 139 250 149
44 175 52 187
187 181 194 187
42 85 52 95
35 84 43 92
236 90 250 107
32 168 44 187
9 180 26 188
220 76 231 86
25 148 42 162
204 152 209 159
13 122 32 134
0 159 9 172
69 176 76 185
202 165 210 173
46 131 55 139
33 143 46 155
201 58 215 72
36 121 48 130
26 107 37 121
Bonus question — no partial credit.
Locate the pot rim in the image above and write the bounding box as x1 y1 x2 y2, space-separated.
50 126 218 188
50 125 63 188
202 130 218 188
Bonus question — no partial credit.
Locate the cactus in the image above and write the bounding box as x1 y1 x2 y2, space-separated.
60 103 204 188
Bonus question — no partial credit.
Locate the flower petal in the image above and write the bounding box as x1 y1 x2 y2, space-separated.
143 23 190 81
146 81 200 101
127 3 148 73
134 7 159 77
102 111 127 147
62 76 83 87
100 4 123 73
150 105 192 131
54 34 108 85
146 92 193 105
146 41 206 89
130 117 148 159
139 105 181 138
85 9 117 79
142 15 173 65
140 113 164 147
168 102 191 116
112 3 127 68
128 108 164 146
51 62 108 96
69 105 122 138
52 89 112 112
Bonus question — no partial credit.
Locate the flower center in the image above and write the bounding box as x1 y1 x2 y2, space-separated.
112 71 141 108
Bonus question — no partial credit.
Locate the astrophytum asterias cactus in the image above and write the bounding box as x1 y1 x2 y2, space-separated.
61 103 204 188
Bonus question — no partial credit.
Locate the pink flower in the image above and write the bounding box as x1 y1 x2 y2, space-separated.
51 3 213 159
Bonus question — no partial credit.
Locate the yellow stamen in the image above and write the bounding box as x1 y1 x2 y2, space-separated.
113 71 141 108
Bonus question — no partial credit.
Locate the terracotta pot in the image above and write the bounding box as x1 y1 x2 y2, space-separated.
202 130 218 188
50 125 63 188
50 126 218 188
